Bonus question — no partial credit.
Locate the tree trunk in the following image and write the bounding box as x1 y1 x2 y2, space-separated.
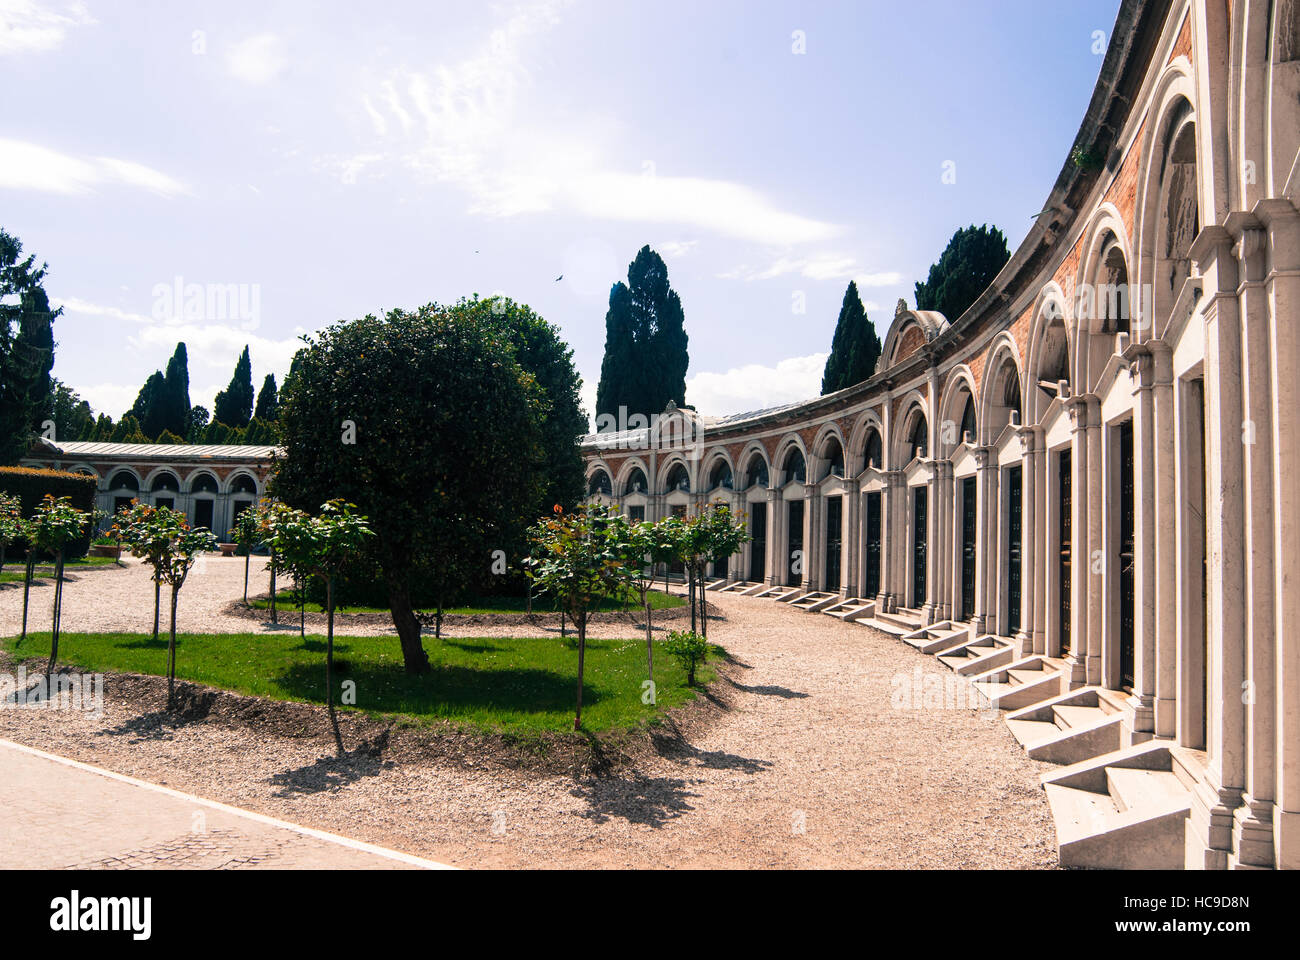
387 577 430 674
326 575 343 756
298 575 305 638
46 550 64 682
269 549 278 624
561 609 566 638
152 575 160 644
19 554 34 646
644 595 654 684
0 542 6 577
243 553 249 603
699 567 708 656
167 586 179 710
574 613 587 731
435 589 443 640
689 567 697 633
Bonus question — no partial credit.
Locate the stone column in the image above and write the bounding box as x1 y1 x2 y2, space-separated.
844 480 859 599
1186 224 1247 869
802 486 817 592
1065 397 1090 688
764 487 780 586
1129 348 1157 736
1228 209 1278 867
1128 348 1159 733
1017 428 1042 658
1085 395 1104 687
1257 197 1300 870
922 463 941 625
973 447 996 635
1150 341 1178 739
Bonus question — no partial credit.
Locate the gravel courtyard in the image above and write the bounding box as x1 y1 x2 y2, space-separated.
0 558 1059 868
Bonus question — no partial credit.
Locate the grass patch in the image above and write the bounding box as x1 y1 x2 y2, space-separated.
3 631 723 734
246 587 686 616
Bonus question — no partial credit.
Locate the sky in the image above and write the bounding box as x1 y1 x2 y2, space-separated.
0 0 1121 426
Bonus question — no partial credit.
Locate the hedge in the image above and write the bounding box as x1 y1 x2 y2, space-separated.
0 466 98 560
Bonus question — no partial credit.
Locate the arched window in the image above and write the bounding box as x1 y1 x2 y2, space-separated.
625 467 648 495
864 429 883 470
1099 239 1131 334
908 415 929 460
744 454 769 490
960 396 977 444
782 448 806 484
821 438 844 480
665 463 690 493
190 473 219 495
109 471 139 492
587 470 612 496
230 474 258 496
1159 116 1199 312
150 473 180 493
708 461 733 491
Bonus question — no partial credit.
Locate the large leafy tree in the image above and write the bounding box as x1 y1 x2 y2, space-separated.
914 224 1011 322
821 281 883 394
595 246 689 424
272 303 544 674
0 228 59 464
213 345 255 428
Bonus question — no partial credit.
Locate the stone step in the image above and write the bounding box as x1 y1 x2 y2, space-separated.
1007 717 1062 746
1041 742 1193 869
826 600 875 622
1054 704 1107 730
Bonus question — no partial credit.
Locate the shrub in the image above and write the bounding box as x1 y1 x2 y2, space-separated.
0 466 96 559
663 629 708 687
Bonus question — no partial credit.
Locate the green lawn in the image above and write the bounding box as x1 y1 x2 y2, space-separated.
3 630 721 734
247 587 686 616
0 557 123 583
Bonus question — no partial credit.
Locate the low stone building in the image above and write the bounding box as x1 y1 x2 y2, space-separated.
23 439 275 540
581 0 1300 870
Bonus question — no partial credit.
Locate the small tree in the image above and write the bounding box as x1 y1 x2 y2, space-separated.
0 492 22 576
262 502 315 638
693 503 748 645
290 501 373 755
525 504 627 730
30 495 90 681
663 630 707 687
111 501 177 645
614 518 673 689
154 514 217 708
232 506 262 603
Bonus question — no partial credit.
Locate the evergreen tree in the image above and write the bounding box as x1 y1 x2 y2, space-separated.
48 380 95 442
821 281 883 394
162 343 191 437
594 246 688 423
130 371 168 440
0 229 60 464
254 373 279 421
110 412 148 443
212 345 254 428
187 405 210 442
914 224 1011 322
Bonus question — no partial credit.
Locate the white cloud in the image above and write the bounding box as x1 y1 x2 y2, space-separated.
657 240 698 260
720 256 901 286
130 322 304 382
227 33 287 85
686 352 827 417
348 0 840 245
0 139 189 197
79 381 140 421
53 296 152 324
0 0 93 55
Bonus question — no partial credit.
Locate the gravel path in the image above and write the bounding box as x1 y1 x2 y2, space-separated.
0 558 1059 868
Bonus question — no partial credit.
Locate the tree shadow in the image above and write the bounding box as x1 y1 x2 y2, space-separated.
271 661 600 717
568 773 700 828
727 680 811 700
267 730 395 797
98 688 220 742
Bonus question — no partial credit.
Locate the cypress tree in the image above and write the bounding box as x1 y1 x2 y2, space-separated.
130 371 168 440
254 373 278 421
594 245 688 424
163 343 191 436
914 224 1011 322
822 281 882 394
213 345 254 427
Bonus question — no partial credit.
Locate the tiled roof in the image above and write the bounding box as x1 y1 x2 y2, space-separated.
34 440 279 461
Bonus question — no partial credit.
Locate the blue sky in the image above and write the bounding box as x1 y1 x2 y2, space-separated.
1 0 1120 424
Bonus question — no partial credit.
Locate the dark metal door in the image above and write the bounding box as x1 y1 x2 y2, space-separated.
912 487 927 608
1059 449 1072 656
824 496 842 592
1007 466 1022 636
961 477 977 620
749 502 767 582
865 492 881 597
787 500 804 586
1119 422 1136 690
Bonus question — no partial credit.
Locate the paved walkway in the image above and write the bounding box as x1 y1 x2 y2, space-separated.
0 739 449 869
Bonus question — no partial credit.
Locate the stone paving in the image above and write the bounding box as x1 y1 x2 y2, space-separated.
0 739 447 869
